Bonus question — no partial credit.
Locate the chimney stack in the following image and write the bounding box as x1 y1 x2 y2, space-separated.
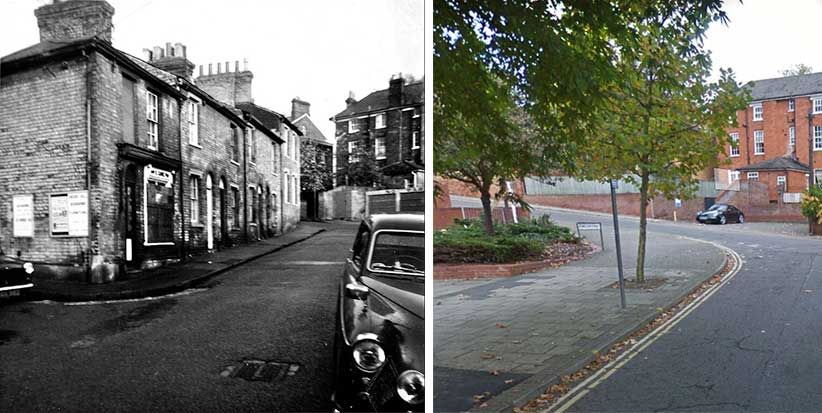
144 42 195 80
35 0 116 43
194 58 254 105
345 91 357 107
389 73 404 107
291 97 311 119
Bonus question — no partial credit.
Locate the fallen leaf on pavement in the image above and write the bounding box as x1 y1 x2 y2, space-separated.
490 370 500 376
804 290 813 293
481 353 495 360
496 323 508 328
505 379 514 384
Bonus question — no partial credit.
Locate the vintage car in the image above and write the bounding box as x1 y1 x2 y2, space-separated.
0 248 35 298
332 214 424 412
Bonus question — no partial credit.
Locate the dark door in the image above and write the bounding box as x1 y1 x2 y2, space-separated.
704 197 716 210
124 166 139 269
220 187 228 246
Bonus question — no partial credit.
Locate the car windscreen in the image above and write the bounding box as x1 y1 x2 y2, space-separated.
708 204 726 211
368 231 424 277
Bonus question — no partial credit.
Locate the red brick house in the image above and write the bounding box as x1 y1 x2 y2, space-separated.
719 73 822 200
332 74 424 189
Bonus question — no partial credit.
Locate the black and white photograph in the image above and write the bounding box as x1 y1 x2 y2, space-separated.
0 0 425 411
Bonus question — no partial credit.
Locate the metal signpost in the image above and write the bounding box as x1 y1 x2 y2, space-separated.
609 179 627 309
575 222 604 250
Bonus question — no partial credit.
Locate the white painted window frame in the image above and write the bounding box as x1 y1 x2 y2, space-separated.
375 136 386 159
146 91 159 150
375 112 386 129
729 132 740 157
752 104 763 121
747 172 759 181
754 130 764 154
815 125 822 151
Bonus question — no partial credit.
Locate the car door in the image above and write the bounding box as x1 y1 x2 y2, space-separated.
341 222 371 341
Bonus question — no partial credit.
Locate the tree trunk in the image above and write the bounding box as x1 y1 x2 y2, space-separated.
480 189 495 235
636 172 649 283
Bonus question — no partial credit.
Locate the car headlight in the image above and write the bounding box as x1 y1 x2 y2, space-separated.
397 370 424 405
23 262 34 274
352 339 385 373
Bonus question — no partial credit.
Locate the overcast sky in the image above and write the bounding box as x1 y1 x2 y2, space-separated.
704 0 822 83
0 0 425 142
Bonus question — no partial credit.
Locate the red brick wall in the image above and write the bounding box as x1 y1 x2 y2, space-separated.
434 207 531 229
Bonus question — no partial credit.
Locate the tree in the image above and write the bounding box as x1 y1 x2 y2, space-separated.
579 18 749 283
780 64 813 77
340 144 381 188
300 140 332 192
434 0 731 235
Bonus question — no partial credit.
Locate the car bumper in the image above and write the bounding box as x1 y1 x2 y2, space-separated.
333 356 423 413
696 216 721 224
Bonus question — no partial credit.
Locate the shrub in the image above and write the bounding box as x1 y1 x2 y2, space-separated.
801 186 822 224
434 216 580 264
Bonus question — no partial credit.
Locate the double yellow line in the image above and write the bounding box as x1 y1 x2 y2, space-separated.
548 238 744 413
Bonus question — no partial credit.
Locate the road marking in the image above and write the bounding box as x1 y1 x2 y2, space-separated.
279 261 343 266
548 240 743 413
31 288 209 306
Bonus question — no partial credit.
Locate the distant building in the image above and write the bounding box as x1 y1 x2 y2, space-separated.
0 0 300 283
289 98 333 219
332 74 424 189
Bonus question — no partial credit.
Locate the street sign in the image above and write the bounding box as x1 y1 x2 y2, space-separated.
576 222 604 251
675 198 682 208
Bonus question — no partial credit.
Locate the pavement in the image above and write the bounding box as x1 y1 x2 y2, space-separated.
434 198 728 412
28 221 329 302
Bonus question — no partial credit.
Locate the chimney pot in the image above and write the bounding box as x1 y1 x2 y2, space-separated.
217 62 222 73
165 42 172 57
153 46 162 59
244 58 248 71
174 43 184 58
142 48 153 61
198 65 203 77
235 60 239 72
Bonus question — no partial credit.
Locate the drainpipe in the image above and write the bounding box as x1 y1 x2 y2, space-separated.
744 108 751 165
83 48 93 282
176 84 185 260
242 125 248 242
279 130 284 234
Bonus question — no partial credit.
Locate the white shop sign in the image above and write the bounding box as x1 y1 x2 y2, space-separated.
50 190 88 237
13 194 34 237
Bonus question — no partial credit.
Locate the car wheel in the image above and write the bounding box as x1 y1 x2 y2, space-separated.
719 215 726 225
738 214 744 224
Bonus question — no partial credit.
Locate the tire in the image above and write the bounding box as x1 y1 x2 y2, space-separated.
719 215 726 225
738 214 744 224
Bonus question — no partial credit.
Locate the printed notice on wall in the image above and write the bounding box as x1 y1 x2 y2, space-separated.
13 194 34 237
50 191 88 237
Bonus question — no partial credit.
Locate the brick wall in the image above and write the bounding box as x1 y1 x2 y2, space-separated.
281 124 300 232
0 57 89 276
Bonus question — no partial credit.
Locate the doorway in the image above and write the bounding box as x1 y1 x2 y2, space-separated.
124 165 139 269
206 174 213 250
219 178 228 246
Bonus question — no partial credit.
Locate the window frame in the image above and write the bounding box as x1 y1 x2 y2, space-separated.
789 99 795 112
187 98 200 147
790 126 796 147
348 140 358 163
348 119 358 133
375 136 386 159
375 112 386 129
146 90 159 150
754 130 764 155
814 98 822 114
230 124 240 164
815 125 822 151
189 175 200 225
752 104 763 121
747 172 759 181
777 175 786 187
729 132 740 157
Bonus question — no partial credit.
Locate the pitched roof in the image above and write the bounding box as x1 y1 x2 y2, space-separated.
290 114 331 147
735 156 809 173
333 80 424 119
1 39 76 63
235 102 302 136
746 72 822 101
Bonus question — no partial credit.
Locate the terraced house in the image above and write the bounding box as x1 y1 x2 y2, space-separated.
0 0 301 284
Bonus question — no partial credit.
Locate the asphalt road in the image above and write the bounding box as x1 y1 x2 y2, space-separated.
0 221 359 412
451 197 822 412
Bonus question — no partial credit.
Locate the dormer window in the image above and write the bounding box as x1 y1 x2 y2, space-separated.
752 104 763 121
375 113 386 129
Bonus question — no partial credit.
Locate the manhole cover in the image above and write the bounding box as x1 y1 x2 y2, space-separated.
221 360 299 382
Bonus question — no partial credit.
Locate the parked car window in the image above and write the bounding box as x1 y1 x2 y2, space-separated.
368 231 424 276
708 204 726 211
351 225 370 266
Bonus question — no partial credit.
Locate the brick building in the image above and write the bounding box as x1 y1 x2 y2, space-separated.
332 74 424 189
0 0 300 283
718 73 822 201
290 98 333 219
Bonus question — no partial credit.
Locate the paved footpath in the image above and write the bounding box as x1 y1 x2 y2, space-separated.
434 201 727 412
